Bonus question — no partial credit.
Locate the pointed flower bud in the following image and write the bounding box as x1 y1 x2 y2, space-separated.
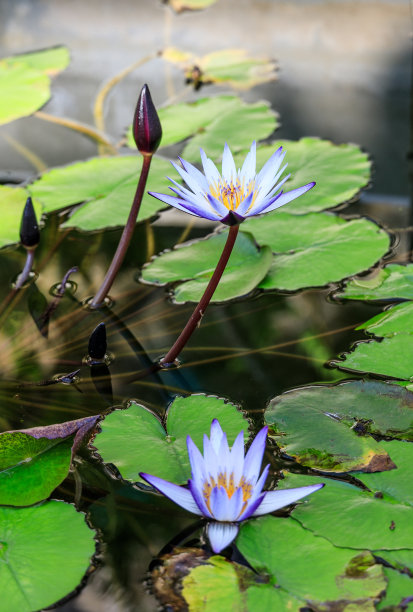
88 322 107 360
132 84 162 155
20 196 40 248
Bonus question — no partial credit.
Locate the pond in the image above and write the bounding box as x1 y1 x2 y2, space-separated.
1 4 413 612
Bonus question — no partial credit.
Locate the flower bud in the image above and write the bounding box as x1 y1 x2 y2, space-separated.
88 322 107 360
132 84 162 155
20 196 40 248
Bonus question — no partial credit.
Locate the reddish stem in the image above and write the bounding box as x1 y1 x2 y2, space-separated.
161 225 239 366
90 154 152 308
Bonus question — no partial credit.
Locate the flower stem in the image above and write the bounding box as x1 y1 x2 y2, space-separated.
90 154 153 308
15 248 36 290
161 225 239 366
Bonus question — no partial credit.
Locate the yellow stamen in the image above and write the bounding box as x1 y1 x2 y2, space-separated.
202 471 253 517
207 178 259 213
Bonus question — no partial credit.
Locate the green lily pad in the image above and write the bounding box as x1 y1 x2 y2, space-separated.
336 264 413 302
264 380 411 472
163 47 277 91
332 335 413 380
93 394 248 485
237 516 386 605
0 46 69 126
246 212 390 292
166 0 218 12
141 230 272 303
0 186 42 249
0 500 95 612
284 472 413 550
0 416 99 506
377 567 413 610
357 302 413 337
29 155 173 230
236 138 371 214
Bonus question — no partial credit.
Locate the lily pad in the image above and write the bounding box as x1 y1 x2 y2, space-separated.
0 416 99 506
247 212 390 292
0 46 69 125
284 472 413 550
332 335 413 380
337 264 413 302
237 138 371 215
377 567 413 610
0 500 95 612
163 47 277 91
237 516 386 605
165 0 218 12
0 186 42 249
93 394 248 485
357 301 413 337
126 95 277 153
264 380 411 472
29 155 173 230
141 230 272 303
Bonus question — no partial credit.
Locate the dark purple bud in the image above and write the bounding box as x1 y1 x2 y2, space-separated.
221 210 244 226
88 322 107 360
132 84 162 155
20 196 40 248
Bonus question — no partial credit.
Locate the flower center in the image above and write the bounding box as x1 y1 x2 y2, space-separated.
208 179 257 211
202 472 253 516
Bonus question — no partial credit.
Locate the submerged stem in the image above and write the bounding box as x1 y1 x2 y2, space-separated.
15 249 36 290
161 225 239 366
90 154 153 308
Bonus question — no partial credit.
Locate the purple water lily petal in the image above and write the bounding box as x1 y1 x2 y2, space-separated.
140 473 203 516
222 142 237 182
252 483 325 517
264 182 316 212
243 426 268 484
148 191 221 221
207 522 239 553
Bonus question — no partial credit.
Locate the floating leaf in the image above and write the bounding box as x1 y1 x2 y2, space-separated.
93 395 247 485
163 47 277 90
377 567 413 610
182 98 278 162
126 95 274 151
264 380 408 472
357 301 413 337
337 264 413 302
332 335 413 380
141 230 272 303
29 155 173 230
236 138 371 214
248 213 390 292
0 46 69 125
0 500 95 612
0 186 42 248
0 416 99 506
165 0 218 13
237 516 386 605
284 472 413 550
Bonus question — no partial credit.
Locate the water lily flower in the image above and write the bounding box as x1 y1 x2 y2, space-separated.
149 142 315 225
140 420 324 554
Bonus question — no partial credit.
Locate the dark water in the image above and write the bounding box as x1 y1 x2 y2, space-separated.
0 203 408 611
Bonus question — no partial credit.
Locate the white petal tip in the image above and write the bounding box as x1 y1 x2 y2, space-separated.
207 522 239 553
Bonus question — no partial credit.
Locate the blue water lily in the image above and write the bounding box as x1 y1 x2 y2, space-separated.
149 142 315 225
140 419 324 553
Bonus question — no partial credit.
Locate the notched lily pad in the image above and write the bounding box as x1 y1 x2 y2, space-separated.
0 46 69 125
163 47 277 91
0 500 95 612
237 138 371 215
336 264 413 302
140 230 273 303
29 155 173 231
265 380 407 472
246 212 390 292
356 301 413 338
237 516 386 606
0 415 99 506
93 394 248 485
